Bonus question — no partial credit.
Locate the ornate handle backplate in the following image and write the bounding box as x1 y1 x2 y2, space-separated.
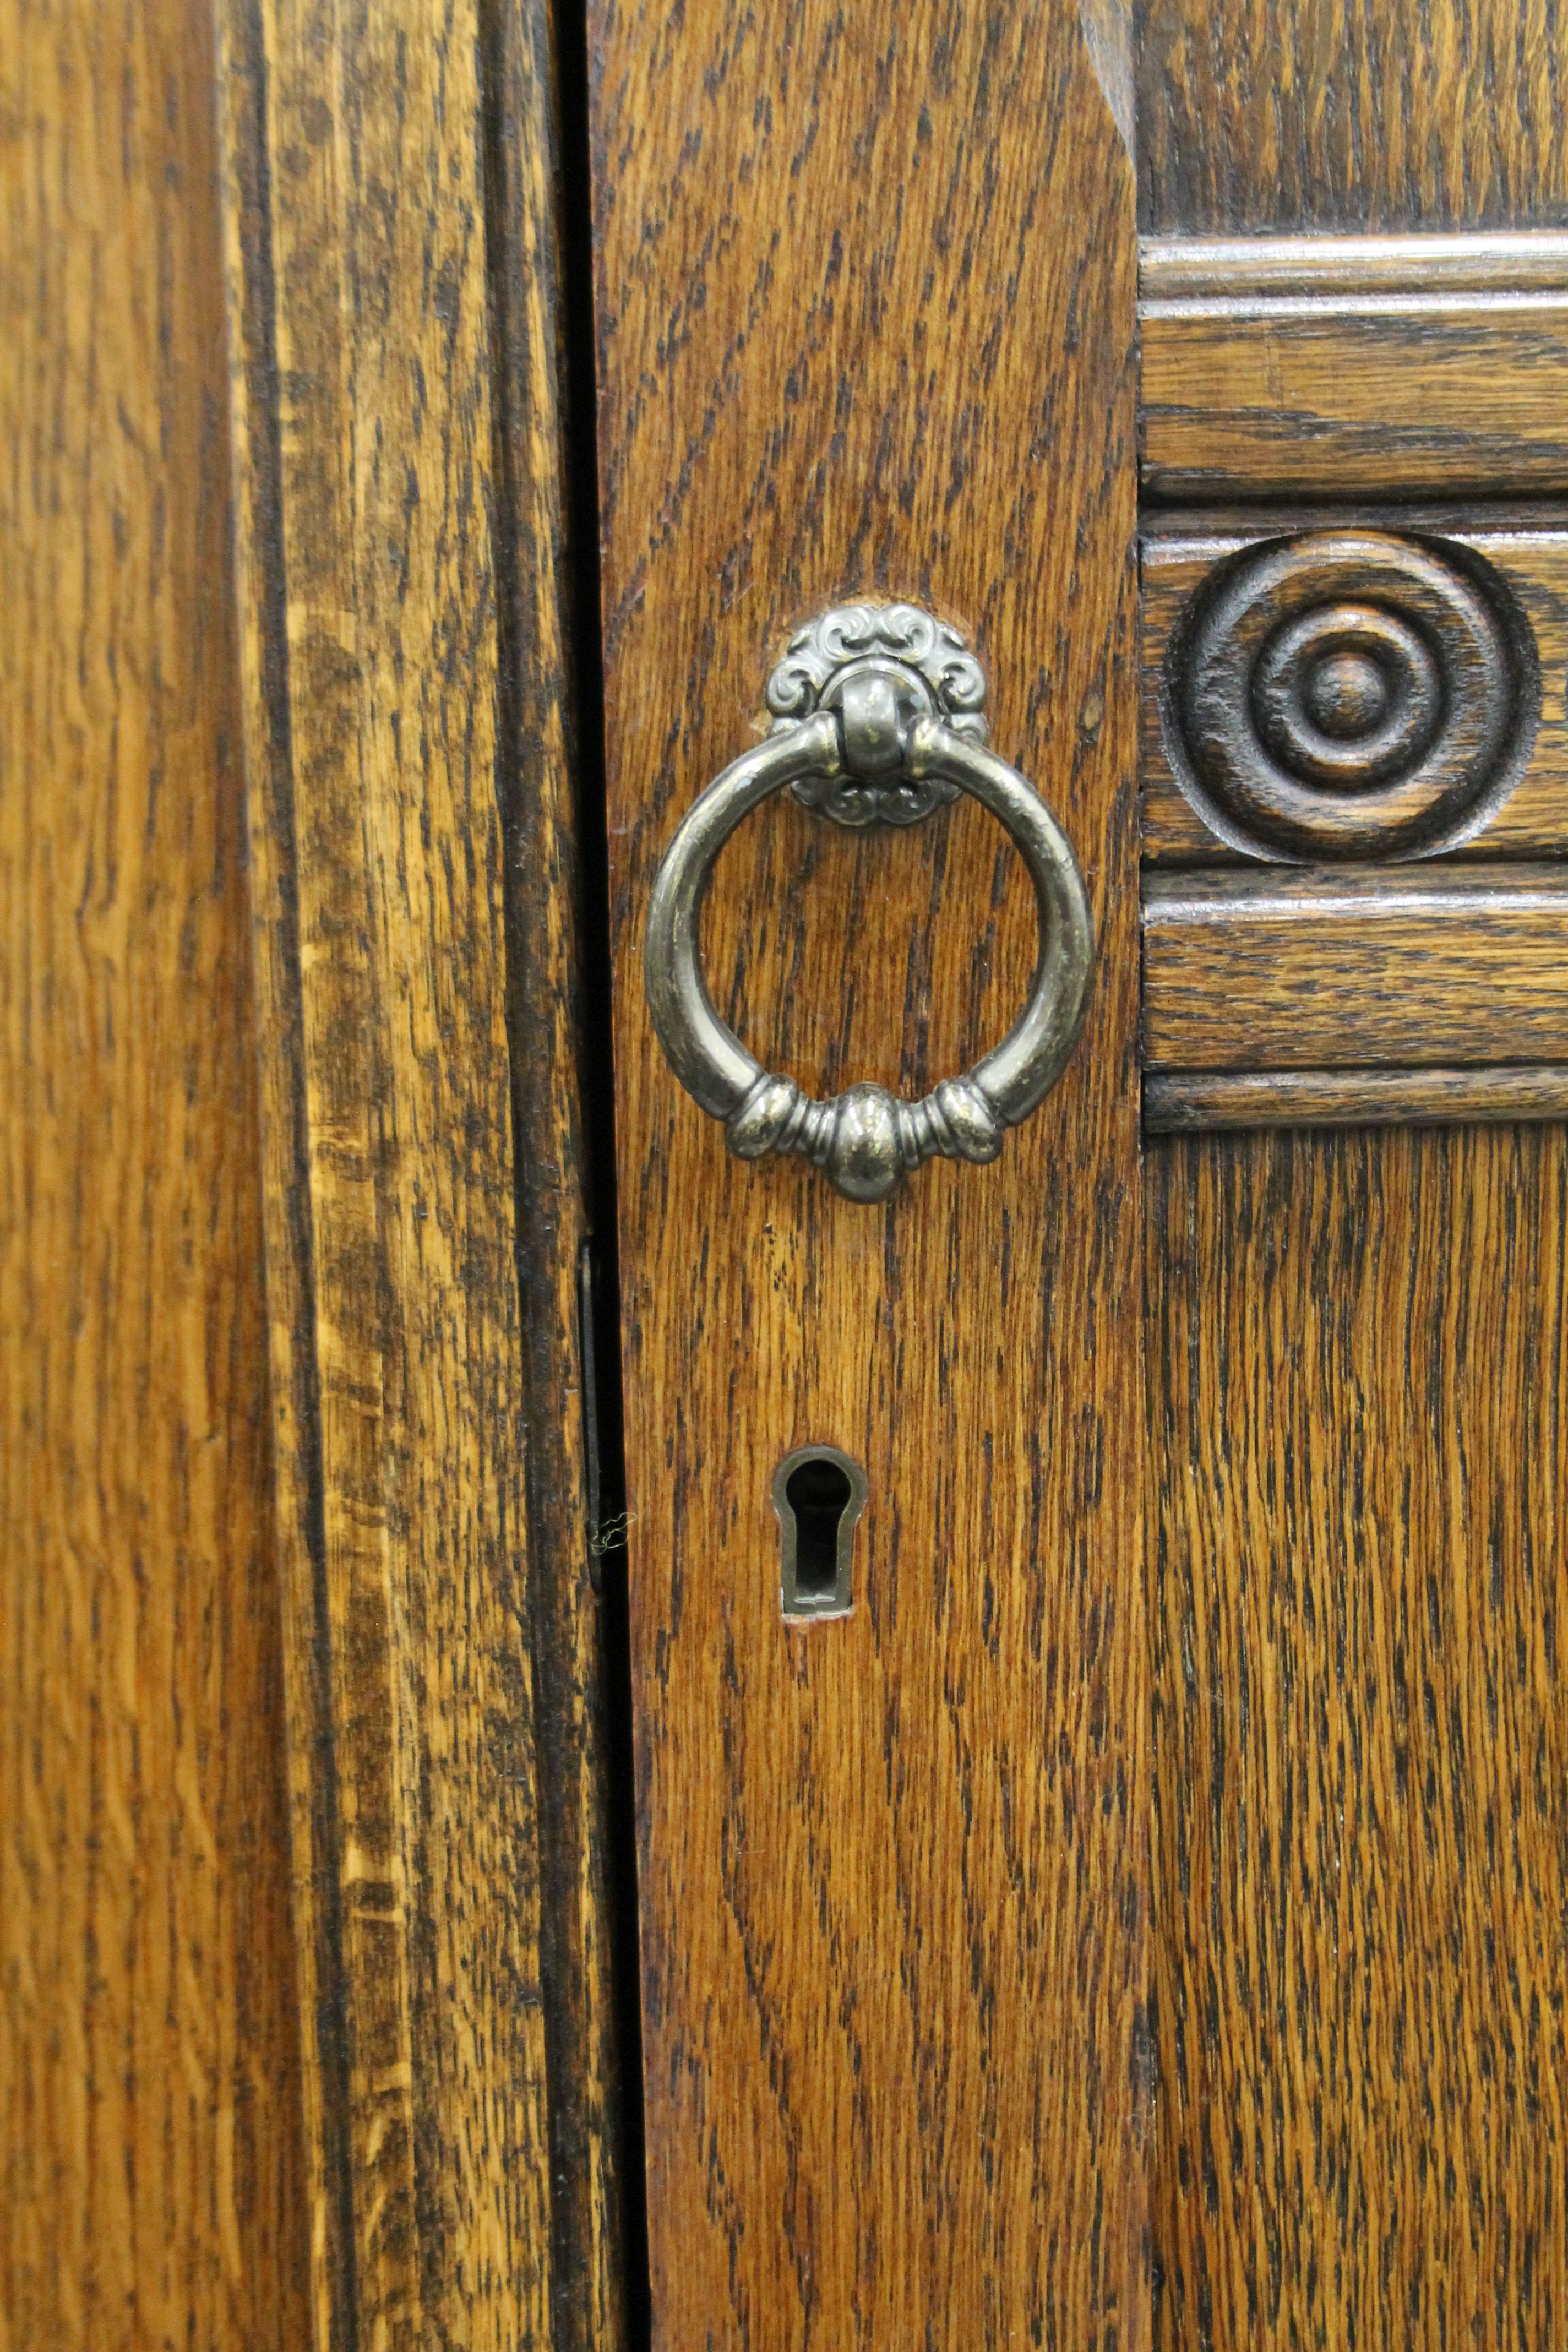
643 604 1095 1202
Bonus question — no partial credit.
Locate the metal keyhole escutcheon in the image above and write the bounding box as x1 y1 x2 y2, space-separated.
643 604 1096 1202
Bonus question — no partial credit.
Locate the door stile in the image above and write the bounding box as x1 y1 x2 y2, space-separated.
481 1 636 2343
589 4 1150 2343
216 3 624 2346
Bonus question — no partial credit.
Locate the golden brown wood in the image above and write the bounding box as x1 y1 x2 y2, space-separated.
1136 0 1568 233
1148 1128 1568 2348
590 2 1148 2342
1141 249 1568 500
1142 231 1568 297
1137 14 1568 2346
1159 524 1534 863
217 2 619 2343
0 0 310 2342
1145 1064 1568 1134
1142 519 1568 865
1143 864 1568 1072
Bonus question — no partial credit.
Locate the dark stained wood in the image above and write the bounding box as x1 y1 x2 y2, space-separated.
217 0 614 2342
1159 525 1536 863
1136 0 1568 235
1148 1126 1568 2348
0 0 310 2342
1143 864 1568 1072
1141 241 1568 500
483 6 629 2344
589 1 1149 2341
1145 1064 1568 1134
1142 517 1568 867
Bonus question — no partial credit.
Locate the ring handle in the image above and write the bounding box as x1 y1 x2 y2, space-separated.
643 603 1095 1203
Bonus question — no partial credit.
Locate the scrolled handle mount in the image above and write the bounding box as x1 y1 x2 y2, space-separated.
644 603 1094 1203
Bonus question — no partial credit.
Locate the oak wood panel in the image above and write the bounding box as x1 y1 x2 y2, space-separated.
1136 0 1568 235
219 2 606 2343
1141 277 1568 500
1148 1127 1568 2349
1145 1065 1568 1134
1142 520 1568 865
1142 865 1568 1072
0 0 310 2343
590 3 1148 2343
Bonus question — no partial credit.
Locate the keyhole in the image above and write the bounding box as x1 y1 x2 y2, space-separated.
787 1457 852 1593
772 1445 867 1620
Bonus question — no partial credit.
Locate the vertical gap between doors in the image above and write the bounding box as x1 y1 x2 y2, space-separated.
554 6 652 2328
478 0 651 2342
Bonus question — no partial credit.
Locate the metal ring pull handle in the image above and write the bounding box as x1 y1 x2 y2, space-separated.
644 604 1095 1202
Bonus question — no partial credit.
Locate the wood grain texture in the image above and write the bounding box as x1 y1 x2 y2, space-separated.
1142 519 1568 866
1143 864 1568 1072
1145 1064 1568 1133
590 3 1148 2343
483 4 628 2343
1148 1127 1568 2348
0 0 310 2343
1141 286 1568 501
1158 525 1536 864
1136 0 1568 234
1141 231 1568 297
219 1 598 2342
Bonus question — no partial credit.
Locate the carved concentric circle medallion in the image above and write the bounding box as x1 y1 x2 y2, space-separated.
1166 531 1537 860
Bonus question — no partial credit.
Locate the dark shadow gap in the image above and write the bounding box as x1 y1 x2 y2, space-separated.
554 3 652 2342
477 0 650 2343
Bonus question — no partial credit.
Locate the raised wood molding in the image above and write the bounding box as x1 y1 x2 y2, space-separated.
1145 1064 1568 1134
1141 516 1568 867
1142 863 1568 1074
1141 234 1568 498
216 4 619 2348
1142 230 1568 299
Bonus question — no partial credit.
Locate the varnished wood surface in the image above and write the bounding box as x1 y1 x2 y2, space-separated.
1143 864 1568 1072
1136 0 1568 234
590 2 1148 2342
1142 231 1568 298
1145 1064 1568 1134
0 0 309 2343
1139 13 1568 2348
1141 262 1568 499
1158 524 1535 865
219 1 605 2342
1142 519 1568 865
1148 1127 1568 2348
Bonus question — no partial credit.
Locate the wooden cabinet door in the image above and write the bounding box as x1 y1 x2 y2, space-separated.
198 1 1568 2346
589 4 1146 2344
589 3 1568 2348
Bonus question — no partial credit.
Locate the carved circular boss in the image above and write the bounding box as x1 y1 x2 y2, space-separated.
643 604 1094 1204
1167 531 1537 860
